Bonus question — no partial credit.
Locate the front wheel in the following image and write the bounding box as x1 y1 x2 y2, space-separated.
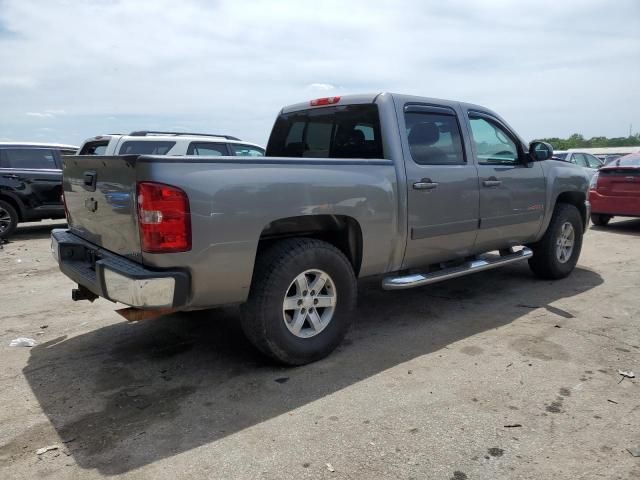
591 213 612 226
528 203 583 280
240 238 357 365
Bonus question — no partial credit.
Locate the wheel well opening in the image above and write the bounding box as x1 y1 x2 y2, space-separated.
556 191 586 226
257 215 363 276
0 195 22 221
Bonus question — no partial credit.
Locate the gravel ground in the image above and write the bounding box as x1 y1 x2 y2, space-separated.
0 219 638 480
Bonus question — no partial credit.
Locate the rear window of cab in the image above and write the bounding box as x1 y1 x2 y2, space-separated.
266 104 383 159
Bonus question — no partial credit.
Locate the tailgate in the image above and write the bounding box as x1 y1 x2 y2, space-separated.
62 155 141 259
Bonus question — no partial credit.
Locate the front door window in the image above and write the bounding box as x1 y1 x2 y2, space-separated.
469 117 519 165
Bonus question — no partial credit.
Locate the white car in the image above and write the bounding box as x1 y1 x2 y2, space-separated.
552 151 602 178
77 131 264 157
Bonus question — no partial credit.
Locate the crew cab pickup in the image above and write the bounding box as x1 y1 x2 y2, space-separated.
52 93 590 365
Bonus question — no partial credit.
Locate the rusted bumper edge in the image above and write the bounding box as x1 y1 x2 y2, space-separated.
51 229 190 309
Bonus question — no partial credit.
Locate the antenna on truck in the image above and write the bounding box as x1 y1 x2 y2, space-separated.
128 131 241 141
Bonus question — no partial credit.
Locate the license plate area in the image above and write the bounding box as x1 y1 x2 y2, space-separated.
58 243 102 270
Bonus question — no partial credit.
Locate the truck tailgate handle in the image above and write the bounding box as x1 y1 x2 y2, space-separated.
483 177 502 187
413 179 439 190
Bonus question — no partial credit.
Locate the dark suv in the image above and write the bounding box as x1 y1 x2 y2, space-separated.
0 143 78 238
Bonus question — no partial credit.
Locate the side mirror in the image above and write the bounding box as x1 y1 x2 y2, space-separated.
529 141 553 161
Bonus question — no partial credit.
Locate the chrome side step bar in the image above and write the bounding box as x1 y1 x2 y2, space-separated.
382 247 533 290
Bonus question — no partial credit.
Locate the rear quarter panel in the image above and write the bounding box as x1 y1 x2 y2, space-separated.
137 157 398 308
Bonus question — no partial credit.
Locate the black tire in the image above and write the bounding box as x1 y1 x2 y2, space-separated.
0 200 18 239
528 203 583 280
590 213 612 226
240 238 357 365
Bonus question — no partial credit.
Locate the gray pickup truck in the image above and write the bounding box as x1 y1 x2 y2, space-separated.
52 93 590 365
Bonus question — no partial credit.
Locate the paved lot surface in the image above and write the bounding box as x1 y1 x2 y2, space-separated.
0 219 638 480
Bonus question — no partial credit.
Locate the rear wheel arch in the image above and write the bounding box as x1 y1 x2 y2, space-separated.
255 214 363 277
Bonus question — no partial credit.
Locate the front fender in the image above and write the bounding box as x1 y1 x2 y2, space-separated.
536 160 590 240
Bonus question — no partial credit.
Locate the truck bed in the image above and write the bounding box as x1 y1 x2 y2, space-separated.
62 154 400 308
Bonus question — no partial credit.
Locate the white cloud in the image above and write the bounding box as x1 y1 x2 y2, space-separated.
0 0 639 145
307 83 336 91
26 112 54 118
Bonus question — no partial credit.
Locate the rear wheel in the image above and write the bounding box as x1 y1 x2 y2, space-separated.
240 238 357 365
528 203 583 280
590 213 612 226
0 200 18 239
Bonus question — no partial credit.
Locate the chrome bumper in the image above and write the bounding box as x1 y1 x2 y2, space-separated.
51 229 189 308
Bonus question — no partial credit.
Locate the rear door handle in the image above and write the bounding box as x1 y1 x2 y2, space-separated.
2 174 19 179
483 177 502 187
413 179 439 190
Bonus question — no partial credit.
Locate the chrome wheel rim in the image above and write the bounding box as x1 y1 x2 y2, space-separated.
282 269 337 338
556 222 575 263
0 207 11 233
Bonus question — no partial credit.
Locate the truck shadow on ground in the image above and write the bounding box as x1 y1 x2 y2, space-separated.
19 263 602 475
10 221 67 241
590 218 640 237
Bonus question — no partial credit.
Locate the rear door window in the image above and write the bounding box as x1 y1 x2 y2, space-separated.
404 111 465 165
118 141 176 155
266 104 384 159
0 148 57 169
187 142 229 156
229 144 265 156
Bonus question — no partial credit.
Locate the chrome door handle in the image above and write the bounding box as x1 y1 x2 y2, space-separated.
413 179 439 190
2 174 19 179
483 179 502 187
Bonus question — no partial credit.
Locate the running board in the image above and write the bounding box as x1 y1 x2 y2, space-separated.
382 247 533 290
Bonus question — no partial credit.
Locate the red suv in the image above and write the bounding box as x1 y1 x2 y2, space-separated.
589 153 640 226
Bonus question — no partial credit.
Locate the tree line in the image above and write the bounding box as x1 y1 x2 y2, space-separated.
537 133 640 151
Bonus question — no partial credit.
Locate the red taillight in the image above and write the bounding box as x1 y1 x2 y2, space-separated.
137 182 191 253
310 96 341 106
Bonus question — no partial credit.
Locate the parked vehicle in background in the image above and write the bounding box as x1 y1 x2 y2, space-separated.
553 151 602 178
589 153 640 226
603 154 624 165
78 131 264 157
0 142 78 238
52 93 590 365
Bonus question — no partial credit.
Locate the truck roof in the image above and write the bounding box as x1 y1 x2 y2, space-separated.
279 92 519 144
281 92 501 118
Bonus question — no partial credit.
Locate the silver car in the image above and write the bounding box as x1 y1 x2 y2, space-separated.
553 151 602 178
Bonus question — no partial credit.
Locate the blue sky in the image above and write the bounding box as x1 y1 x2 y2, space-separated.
0 0 638 147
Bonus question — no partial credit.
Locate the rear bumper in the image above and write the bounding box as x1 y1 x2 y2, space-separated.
589 191 640 217
51 229 190 309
